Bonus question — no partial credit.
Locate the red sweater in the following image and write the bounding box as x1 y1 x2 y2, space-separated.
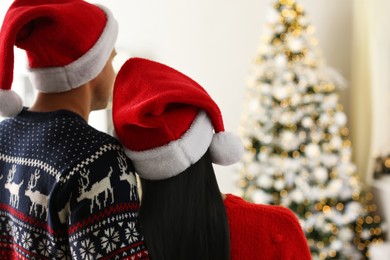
224 194 311 260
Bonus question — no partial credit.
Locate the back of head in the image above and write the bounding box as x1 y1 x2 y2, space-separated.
112 57 244 260
139 151 230 260
0 0 118 117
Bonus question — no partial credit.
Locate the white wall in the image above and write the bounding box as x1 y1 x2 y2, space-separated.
370 1 390 156
0 0 353 193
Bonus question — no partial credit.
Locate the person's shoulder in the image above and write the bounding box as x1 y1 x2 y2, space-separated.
224 194 300 226
254 201 300 225
225 194 311 258
57 111 122 150
52 113 131 180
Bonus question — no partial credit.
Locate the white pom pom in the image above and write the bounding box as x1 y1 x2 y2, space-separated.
210 131 244 165
0 89 23 117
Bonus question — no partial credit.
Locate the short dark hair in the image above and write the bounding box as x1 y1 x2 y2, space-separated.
139 150 230 260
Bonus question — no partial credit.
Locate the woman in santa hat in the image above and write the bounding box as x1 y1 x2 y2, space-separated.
113 57 311 260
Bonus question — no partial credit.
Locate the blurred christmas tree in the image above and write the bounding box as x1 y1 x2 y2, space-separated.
237 0 383 259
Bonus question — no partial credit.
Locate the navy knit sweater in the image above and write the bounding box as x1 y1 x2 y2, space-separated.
0 109 148 259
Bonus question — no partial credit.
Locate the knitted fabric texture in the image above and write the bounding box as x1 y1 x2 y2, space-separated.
224 194 311 260
113 57 243 180
0 109 148 259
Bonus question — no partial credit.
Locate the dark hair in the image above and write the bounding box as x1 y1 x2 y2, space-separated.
139 150 230 260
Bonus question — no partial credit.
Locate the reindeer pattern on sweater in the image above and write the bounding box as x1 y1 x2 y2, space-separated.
0 109 148 260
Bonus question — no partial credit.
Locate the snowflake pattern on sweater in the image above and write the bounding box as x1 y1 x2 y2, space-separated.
0 109 148 259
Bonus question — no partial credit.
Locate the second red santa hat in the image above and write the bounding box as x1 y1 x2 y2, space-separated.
113 58 243 180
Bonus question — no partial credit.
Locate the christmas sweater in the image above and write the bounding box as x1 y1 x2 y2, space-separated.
0 109 148 259
224 194 311 260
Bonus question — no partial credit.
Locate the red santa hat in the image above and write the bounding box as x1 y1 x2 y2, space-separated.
113 57 244 180
0 0 118 117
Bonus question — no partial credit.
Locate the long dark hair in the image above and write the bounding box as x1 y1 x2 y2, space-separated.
139 150 230 260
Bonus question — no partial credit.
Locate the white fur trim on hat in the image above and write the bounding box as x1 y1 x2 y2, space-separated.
0 89 23 117
123 111 214 180
27 5 118 93
210 131 244 165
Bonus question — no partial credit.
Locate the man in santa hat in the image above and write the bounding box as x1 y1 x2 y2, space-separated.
0 0 148 259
